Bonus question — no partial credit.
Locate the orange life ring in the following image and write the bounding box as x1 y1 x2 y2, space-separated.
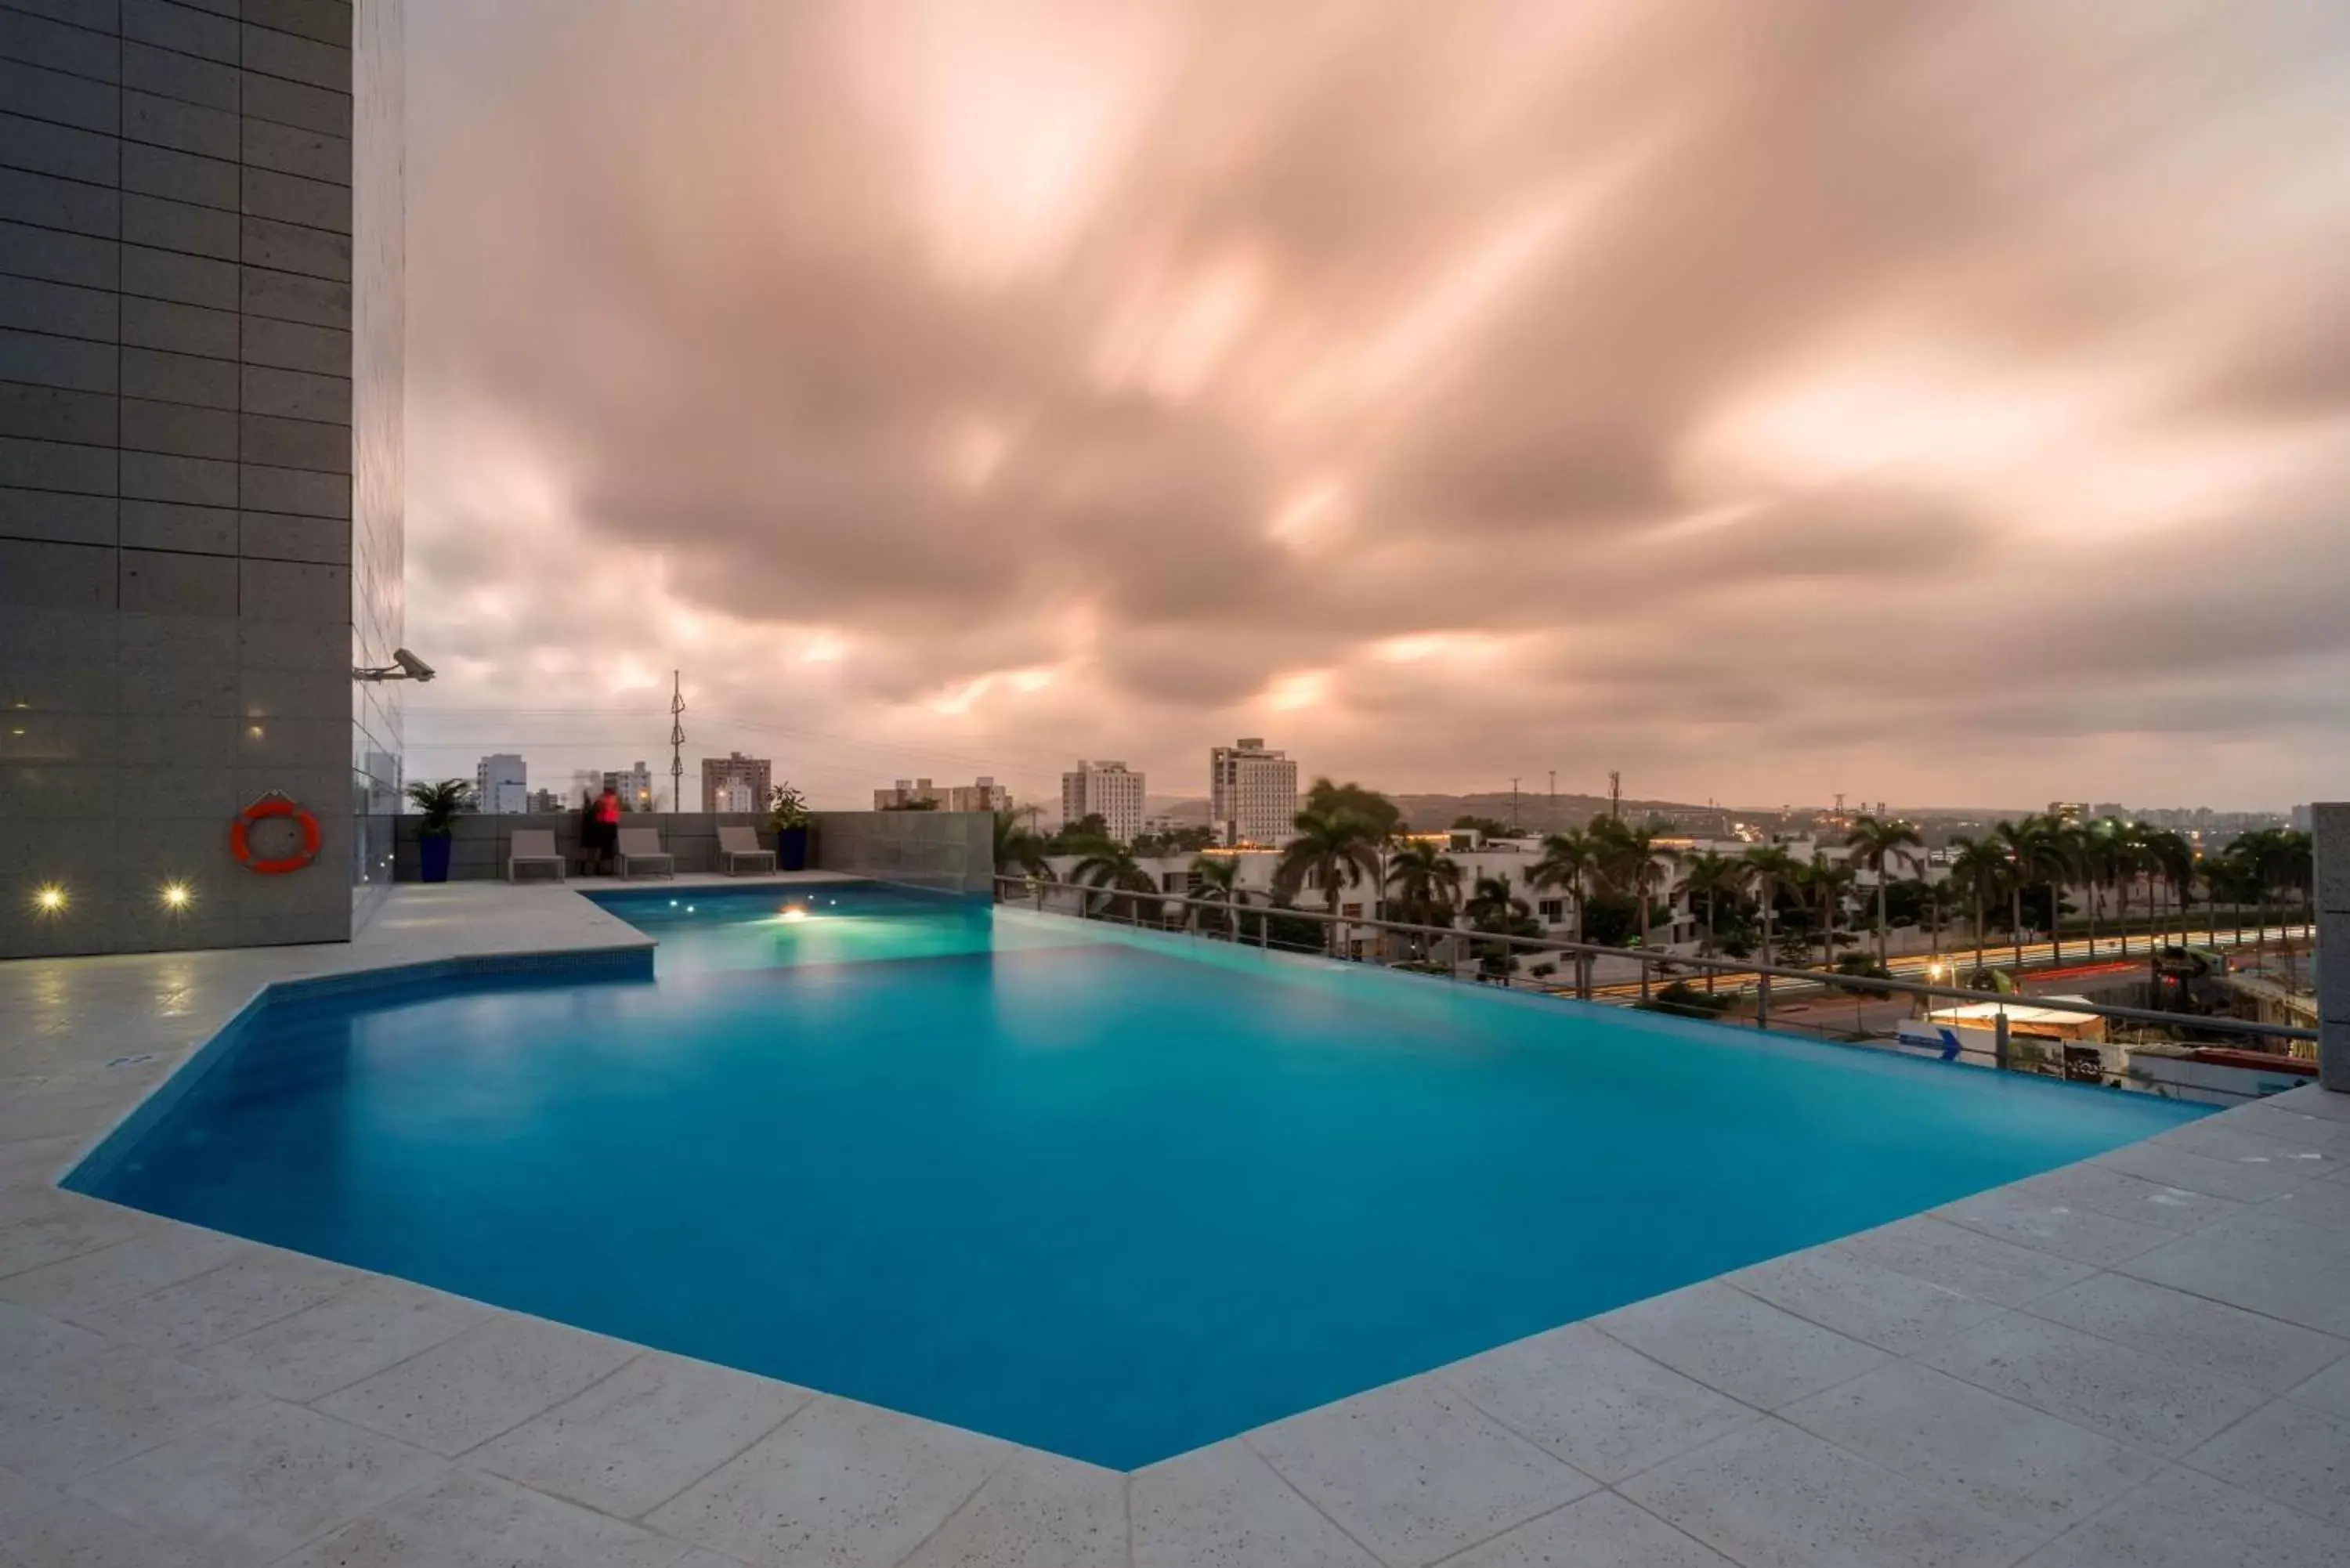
231 792 322 874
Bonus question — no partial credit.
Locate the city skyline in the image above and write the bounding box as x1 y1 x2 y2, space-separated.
402 1 2350 812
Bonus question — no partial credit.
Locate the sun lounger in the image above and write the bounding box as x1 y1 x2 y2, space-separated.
615 826 675 879
507 828 566 883
718 825 777 876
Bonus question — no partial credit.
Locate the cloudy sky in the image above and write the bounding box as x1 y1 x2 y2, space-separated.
401 0 2350 813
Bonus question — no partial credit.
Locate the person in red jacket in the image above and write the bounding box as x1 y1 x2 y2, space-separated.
584 786 621 874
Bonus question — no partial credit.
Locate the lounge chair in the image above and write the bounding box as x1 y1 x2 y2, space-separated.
507 828 566 883
614 826 675 879
717 825 776 876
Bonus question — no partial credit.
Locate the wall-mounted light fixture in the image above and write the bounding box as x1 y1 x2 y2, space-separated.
161 881 193 911
33 883 66 914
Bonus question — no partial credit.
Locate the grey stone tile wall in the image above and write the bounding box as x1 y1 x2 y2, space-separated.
0 0 395 958
388 811 996 894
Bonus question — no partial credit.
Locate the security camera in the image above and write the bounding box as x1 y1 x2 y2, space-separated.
354 648 439 683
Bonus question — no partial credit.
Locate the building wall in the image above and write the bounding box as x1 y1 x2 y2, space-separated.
349 0 400 926
0 0 388 957
1060 761 1144 843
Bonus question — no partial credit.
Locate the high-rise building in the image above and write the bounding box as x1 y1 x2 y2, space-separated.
701 751 771 815
1209 738 1299 846
1061 760 1144 843
0 2 404 957
527 788 563 814
603 762 655 811
475 754 528 815
874 776 1010 812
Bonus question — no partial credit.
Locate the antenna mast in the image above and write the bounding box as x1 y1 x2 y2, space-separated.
668 670 686 814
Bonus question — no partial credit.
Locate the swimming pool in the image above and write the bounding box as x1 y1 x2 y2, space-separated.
71 882 2203 1469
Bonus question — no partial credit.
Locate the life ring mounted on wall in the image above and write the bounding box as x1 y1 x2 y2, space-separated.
231 791 323 875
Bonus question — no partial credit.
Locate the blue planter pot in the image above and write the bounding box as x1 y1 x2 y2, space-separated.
420 833 453 883
778 826 810 872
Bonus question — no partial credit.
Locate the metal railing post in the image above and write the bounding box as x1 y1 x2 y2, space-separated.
1994 1008 2011 1073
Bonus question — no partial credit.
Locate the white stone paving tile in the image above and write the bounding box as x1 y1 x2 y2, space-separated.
314 1312 639 1458
1725 1245 2006 1356
2019 1270 2349 1394
1931 1185 2176 1267
0 1346 259 1484
1998 1162 2243 1234
61 1400 450 1563
470 1349 810 1519
2152 1115 2344 1171
1837 1215 2097 1307
0 1225 252 1320
0 1199 157 1281
2095 1138 2326 1203
1441 1491 1734 1568
2286 1352 2350 1421
644 1395 1012 1568
0 1462 58 1524
2222 1100 2350 1154
1780 1361 2160 1535
1592 1281 1893 1410
1618 1418 2040 1568
2014 1462 2350 1568
189 1276 493 1404
0 1296 105 1379
1130 1440 1379 1568
2258 1177 2350 1233
2117 1207 2350 1336
1921 1311 2270 1456
1441 1322 1758 1483
0 1494 240 1568
1245 1374 1596 1568
273 1467 692 1568
900 1448 1129 1568
2182 1395 2350 1526
72 1245 362 1355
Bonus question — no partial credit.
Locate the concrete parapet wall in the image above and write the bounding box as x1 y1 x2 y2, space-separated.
394 812 769 880
391 809 994 893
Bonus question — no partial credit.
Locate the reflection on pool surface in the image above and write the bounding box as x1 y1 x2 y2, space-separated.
71 881 2203 1469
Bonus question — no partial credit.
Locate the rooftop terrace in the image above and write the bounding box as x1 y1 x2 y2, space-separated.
2 883 2347 1566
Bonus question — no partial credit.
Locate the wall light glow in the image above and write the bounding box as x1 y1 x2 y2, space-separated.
161 881 193 911
34 883 66 914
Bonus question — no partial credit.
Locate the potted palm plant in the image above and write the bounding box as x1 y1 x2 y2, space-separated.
406 779 475 883
768 782 813 871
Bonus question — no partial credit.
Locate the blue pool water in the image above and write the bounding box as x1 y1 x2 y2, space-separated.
74 883 2202 1469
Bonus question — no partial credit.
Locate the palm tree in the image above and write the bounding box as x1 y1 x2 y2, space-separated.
1744 845 1803 968
1188 854 1243 937
1463 873 1539 983
1273 805 1383 956
1677 850 1751 992
2099 820 2150 957
1070 843 1160 924
1531 828 1602 995
1799 854 1859 966
1843 815 1924 966
2145 828 2195 946
403 778 475 832
1593 817 1680 1001
1530 829 1600 936
1947 836 2010 979
993 809 1051 882
1384 842 1463 932
1994 815 2071 967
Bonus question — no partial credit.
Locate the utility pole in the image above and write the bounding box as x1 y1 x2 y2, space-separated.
1548 770 1556 831
1609 770 1622 821
669 670 686 815
1509 777 1520 832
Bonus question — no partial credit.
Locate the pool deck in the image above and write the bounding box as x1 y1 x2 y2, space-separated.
2 885 2348 1566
